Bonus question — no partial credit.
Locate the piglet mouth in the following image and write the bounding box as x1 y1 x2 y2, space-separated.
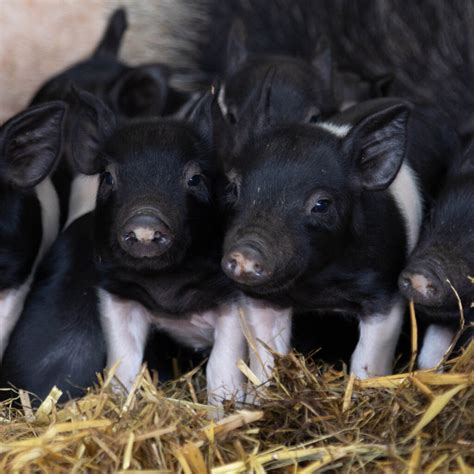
118 209 174 259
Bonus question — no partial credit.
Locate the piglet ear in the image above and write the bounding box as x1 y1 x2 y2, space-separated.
183 85 217 144
312 36 333 91
348 102 411 191
68 87 117 175
109 64 169 118
92 8 127 58
226 19 248 76
0 101 66 188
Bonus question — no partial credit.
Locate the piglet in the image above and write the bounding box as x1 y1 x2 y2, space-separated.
399 142 474 368
221 99 458 379
0 102 66 360
0 90 246 405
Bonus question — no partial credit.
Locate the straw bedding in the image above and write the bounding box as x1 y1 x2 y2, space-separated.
0 326 472 473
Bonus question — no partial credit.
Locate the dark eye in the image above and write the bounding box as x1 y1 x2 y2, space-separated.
187 174 202 187
309 113 321 123
101 171 114 187
226 112 237 125
311 198 332 213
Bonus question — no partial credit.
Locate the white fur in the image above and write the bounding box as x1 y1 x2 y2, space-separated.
0 280 33 359
217 85 228 116
0 178 60 360
388 163 423 253
205 304 247 405
99 289 151 391
418 324 455 370
316 122 351 137
99 289 247 403
64 174 99 229
351 298 405 378
242 297 292 384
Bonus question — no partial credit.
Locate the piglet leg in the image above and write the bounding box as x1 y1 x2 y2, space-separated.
98 289 150 391
418 324 455 369
207 303 247 406
243 297 292 385
0 279 32 361
351 297 405 379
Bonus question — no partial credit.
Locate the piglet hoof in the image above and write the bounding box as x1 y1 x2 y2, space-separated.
350 358 392 380
207 388 246 420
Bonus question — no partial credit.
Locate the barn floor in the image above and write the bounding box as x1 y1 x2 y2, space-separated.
0 332 472 472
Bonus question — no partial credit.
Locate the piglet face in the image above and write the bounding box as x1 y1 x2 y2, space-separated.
222 101 410 295
94 123 213 271
222 128 353 293
399 172 474 312
69 88 216 273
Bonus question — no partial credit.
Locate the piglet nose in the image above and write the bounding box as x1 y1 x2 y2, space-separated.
119 214 172 258
222 246 271 285
399 269 445 305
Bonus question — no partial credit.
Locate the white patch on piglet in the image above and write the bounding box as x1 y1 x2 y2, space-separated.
418 324 455 370
351 298 405 379
0 280 33 359
64 174 99 229
241 297 292 385
388 163 423 254
316 122 351 137
99 289 151 391
0 178 60 360
217 85 228 116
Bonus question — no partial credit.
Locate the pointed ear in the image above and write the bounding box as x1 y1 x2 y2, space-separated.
312 36 333 90
109 64 169 118
0 102 66 188
183 85 217 144
68 87 117 175
226 19 248 76
93 8 127 58
348 102 411 191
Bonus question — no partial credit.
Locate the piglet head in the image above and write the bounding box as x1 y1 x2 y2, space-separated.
69 88 216 272
399 167 474 313
222 100 411 295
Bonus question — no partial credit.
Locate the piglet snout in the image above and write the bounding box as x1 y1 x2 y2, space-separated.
119 213 172 258
222 245 271 285
399 268 446 306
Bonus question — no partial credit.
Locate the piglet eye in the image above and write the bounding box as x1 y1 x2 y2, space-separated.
101 171 114 187
226 112 237 125
309 113 321 123
312 198 332 213
187 174 202 187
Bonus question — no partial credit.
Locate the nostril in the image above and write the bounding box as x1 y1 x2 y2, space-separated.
253 262 263 276
228 258 238 272
400 276 412 291
123 231 137 242
153 231 170 246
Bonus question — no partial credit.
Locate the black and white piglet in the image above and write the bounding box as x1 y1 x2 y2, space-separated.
399 141 474 368
1 90 247 404
221 98 458 379
0 102 65 359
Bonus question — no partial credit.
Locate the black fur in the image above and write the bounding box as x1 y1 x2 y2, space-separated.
171 0 474 140
0 214 105 402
